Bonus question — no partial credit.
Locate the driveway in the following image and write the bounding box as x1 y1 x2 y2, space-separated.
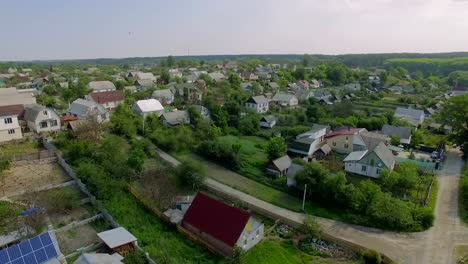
157 148 467 263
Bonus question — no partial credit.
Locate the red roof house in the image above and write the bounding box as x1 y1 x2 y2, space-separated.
182 192 264 256
86 90 124 111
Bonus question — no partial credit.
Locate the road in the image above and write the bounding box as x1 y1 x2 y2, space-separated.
156 148 467 263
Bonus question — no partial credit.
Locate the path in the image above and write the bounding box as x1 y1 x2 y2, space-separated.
156 148 467 263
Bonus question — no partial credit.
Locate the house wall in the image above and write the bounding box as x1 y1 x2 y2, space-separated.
182 222 234 256
327 135 355 154
0 126 22 142
236 218 264 252
245 102 268 113
30 110 61 133
345 152 394 178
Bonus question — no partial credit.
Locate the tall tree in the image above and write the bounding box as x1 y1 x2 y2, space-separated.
438 94 468 155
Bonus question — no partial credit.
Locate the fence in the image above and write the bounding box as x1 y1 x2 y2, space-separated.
0 149 55 162
42 139 157 264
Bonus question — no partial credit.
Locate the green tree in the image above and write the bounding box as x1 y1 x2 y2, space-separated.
437 94 468 155
238 115 260 135
176 160 206 191
294 162 329 194
379 162 419 198
228 73 242 88
266 137 287 160
389 135 401 145
411 129 424 146
302 54 312 67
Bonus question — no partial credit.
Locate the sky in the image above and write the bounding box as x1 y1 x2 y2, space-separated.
1 0 468 61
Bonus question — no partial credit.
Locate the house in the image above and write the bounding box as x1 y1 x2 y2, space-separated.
74 253 124 264
134 72 157 82
428 123 453 135
182 192 264 256
381 124 412 144
296 80 310 89
168 69 183 79
394 107 425 127
245 95 269 113
241 82 263 94
295 90 314 102
313 144 332 160
256 72 271 80
359 131 391 151
259 115 276 128
124 86 138 93
86 90 124 111
97 227 137 257
132 99 164 118
160 110 190 127
368 76 380 85
288 124 330 156
286 163 304 187
69 98 110 123
0 104 24 142
152 89 174 105
168 83 203 103
134 79 155 90
452 86 468 96
266 155 292 177
271 92 298 107
208 72 226 82
24 105 61 133
268 82 280 91
325 127 367 154
311 90 332 102
343 142 395 178
310 79 321 89
87 81 116 92
240 72 258 81
0 87 36 106
344 83 361 91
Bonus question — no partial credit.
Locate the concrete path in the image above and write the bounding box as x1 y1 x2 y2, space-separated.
156 148 467 263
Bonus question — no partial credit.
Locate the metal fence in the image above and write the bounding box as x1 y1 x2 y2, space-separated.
0 149 55 162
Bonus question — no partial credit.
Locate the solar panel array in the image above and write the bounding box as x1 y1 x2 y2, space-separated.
0 232 58 264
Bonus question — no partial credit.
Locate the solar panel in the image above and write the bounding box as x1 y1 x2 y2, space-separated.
0 232 58 264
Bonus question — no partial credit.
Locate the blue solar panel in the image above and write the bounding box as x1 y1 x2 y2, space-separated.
33 249 47 263
29 237 42 251
10 258 23 264
22 253 37 264
39 234 52 247
18 242 32 255
0 249 9 264
44 245 57 259
7 246 21 261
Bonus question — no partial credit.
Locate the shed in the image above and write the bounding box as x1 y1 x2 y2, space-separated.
97 227 137 256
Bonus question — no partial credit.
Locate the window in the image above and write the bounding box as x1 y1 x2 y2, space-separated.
345 136 349 140
50 120 58 127
332 142 336 146
361 166 367 172
377 168 381 175
244 240 247 245
344 143 349 148
8 129 15 134
42 110 48 115
39 121 48 128
4 117 12 124
370 159 375 166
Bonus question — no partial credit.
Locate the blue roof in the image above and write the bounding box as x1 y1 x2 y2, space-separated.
0 232 58 264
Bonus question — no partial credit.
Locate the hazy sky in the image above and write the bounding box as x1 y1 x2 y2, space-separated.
1 0 468 61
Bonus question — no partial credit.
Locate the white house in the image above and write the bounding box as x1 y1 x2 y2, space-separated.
69 98 110 123
245 95 269 113
343 142 395 178
288 124 329 156
85 90 124 111
0 105 24 142
152 89 174 105
24 105 61 133
132 99 164 118
271 92 298 107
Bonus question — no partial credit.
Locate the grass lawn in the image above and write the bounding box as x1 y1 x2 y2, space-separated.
427 178 438 210
242 240 361 264
216 135 268 178
0 139 41 156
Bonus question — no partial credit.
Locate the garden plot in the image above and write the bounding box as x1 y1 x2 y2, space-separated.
0 162 71 197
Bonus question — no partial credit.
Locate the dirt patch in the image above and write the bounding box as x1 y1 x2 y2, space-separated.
50 205 95 229
0 162 70 197
56 224 99 255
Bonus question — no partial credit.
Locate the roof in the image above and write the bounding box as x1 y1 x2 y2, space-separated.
74 253 123 264
394 107 424 125
161 110 189 125
319 144 332 154
208 72 225 81
67 120 87 132
325 128 366 138
360 131 390 151
272 155 292 171
183 192 250 247
89 91 124 104
370 142 395 168
134 99 164 113
24 104 57 122
381 124 412 140
87 81 116 91
135 72 156 81
97 227 137 249
268 82 280 89
0 104 24 117
247 95 268 104
343 150 369 162
0 87 37 106
152 89 173 99
0 232 59 264
272 92 297 102
69 98 107 116
260 115 276 123
134 79 155 87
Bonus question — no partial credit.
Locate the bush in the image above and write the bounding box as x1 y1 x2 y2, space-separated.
361 249 382 264
197 140 240 169
123 250 147 264
176 160 206 191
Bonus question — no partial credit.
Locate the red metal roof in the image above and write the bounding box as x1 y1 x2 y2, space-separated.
89 90 124 104
325 128 365 138
0 104 24 117
182 192 250 247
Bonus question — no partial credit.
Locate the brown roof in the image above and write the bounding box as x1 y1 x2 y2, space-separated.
0 104 24 117
89 91 124 104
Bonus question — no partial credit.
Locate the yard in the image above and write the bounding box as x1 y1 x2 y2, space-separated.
0 162 71 197
56 224 100 255
0 139 42 156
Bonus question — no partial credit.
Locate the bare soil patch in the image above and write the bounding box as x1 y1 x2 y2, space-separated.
56 224 99 255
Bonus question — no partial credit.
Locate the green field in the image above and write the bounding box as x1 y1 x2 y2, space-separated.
0 139 41 156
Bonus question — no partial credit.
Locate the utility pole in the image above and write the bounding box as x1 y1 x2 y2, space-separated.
302 184 307 212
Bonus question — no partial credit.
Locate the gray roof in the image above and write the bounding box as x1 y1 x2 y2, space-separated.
69 98 107 117
370 142 395 169
152 89 173 99
360 131 390 151
208 72 225 81
272 92 297 102
268 82 280 89
161 110 190 125
343 150 368 162
248 95 268 104
87 81 116 91
97 227 137 249
134 79 155 87
272 155 292 171
24 104 49 122
0 87 37 106
74 253 123 264
261 115 276 123
319 144 332 154
394 107 424 125
381 124 412 140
